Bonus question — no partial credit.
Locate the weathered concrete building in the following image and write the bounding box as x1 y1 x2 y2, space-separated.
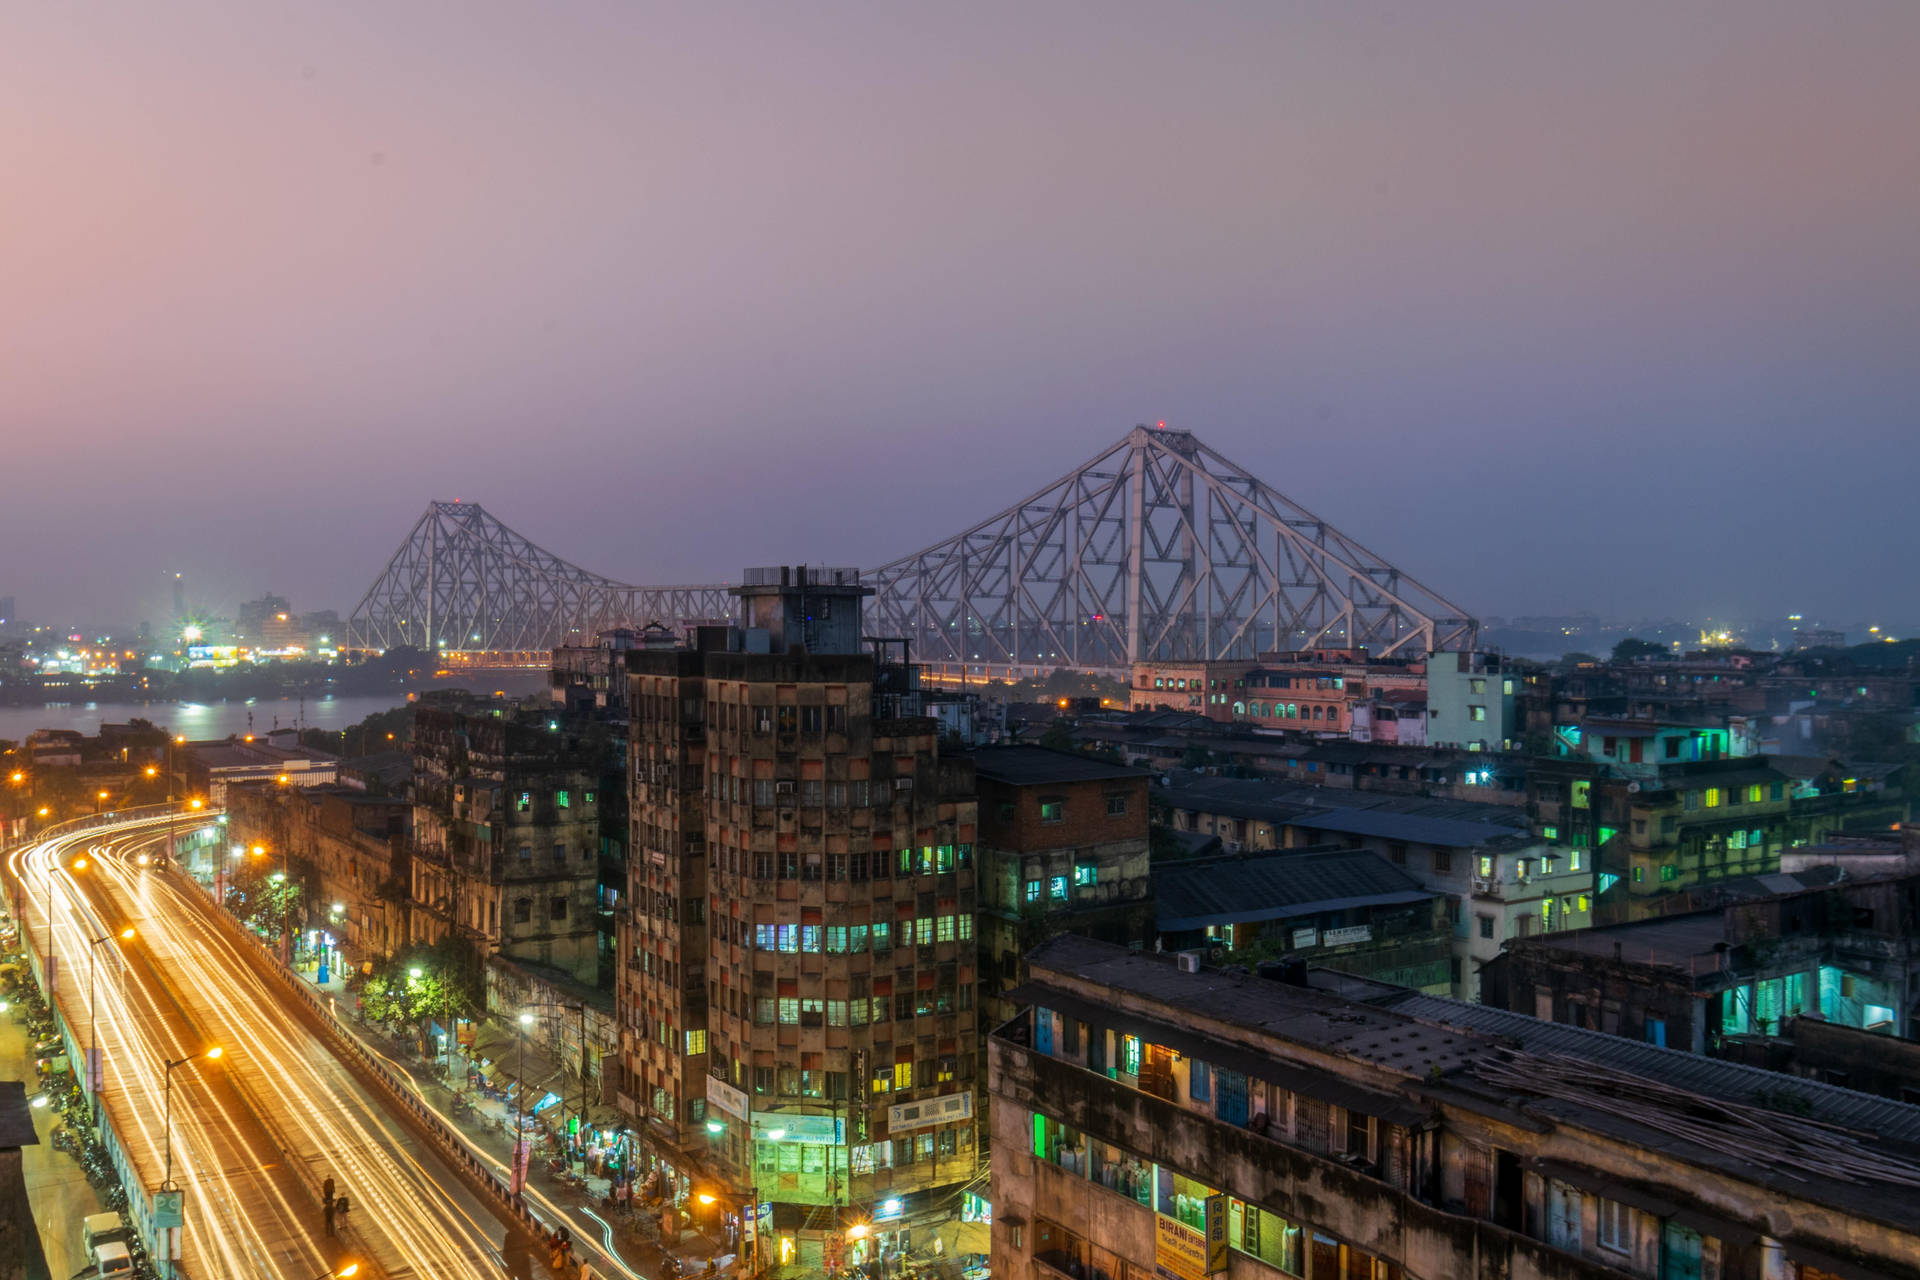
621 567 984 1267
1152 847 1453 994
994 936 1920 1280
1494 871 1920 1050
972 745 1153 1027
409 707 607 983
225 780 412 965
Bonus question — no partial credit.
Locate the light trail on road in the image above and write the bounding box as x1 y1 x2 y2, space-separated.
9 813 530 1280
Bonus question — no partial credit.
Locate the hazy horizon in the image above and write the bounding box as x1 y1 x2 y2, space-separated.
5 2 1918 631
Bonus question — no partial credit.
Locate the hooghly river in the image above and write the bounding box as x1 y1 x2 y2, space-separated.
0 673 549 744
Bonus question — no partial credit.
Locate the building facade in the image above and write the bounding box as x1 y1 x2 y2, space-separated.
620 568 985 1268
409 708 606 983
993 936 1920 1280
973 746 1153 1027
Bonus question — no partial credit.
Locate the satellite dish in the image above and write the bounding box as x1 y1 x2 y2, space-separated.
1627 781 1641 793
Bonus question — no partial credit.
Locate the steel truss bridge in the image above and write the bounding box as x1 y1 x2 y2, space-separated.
348 426 1475 674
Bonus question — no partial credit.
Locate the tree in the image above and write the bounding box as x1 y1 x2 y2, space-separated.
1611 637 1667 662
1038 719 1077 752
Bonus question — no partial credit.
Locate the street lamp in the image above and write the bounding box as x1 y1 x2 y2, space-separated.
511 1012 533 1198
310 1263 359 1279
86 927 135 1118
95 789 110 815
162 1046 223 1189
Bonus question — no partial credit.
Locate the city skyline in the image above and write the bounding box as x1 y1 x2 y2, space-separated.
4 2 1918 625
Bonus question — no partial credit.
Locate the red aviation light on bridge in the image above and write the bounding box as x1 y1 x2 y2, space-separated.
1156 420 1166 429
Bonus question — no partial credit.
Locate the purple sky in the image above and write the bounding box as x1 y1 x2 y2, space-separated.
4 2 1917 631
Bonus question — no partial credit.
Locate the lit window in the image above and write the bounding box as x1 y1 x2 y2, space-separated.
1073 864 1097 887
1542 825 1558 840
1569 850 1582 871
1478 855 1493 877
556 790 570 809
894 1061 912 1090
1049 876 1068 902
1469 705 1487 722
1039 801 1064 824
1122 1036 1142 1076
1704 788 1721 808
686 1029 707 1056
1024 880 1042 903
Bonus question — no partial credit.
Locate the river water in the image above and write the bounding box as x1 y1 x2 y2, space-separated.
0 694 415 745
0 673 549 744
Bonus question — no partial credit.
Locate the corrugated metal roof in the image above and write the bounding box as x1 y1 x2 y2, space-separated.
1291 806 1525 848
1381 994 1920 1147
1154 847 1435 931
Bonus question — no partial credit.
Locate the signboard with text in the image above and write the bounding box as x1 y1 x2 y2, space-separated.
1153 1216 1208 1280
1204 1195 1228 1273
888 1090 973 1134
1323 925 1373 946
708 1075 749 1121
751 1111 844 1145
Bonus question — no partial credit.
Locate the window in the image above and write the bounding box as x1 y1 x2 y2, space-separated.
552 843 566 864
1477 855 1493 878
516 791 532 813
1541 826 1558 840
893 1061 912 1090
826 926 848 954
1190 1059 1211 1103
1704 788 1721 808
556 789 570 809
1597 1198 1632 1252
872 922 892 952
686 1029 707 1056
514 898 532 924
1073 864 1098 887
1659 864 1678 882
551 897 568 920
1478 915 1494 939
1747 783 1765 804
1039 800 1065 824
1049 876 1068 902
1121 1035 1142 1076
1024 879 1043 904
1684 790 1700 812
1469 705 1487 722
1106 794 1128 817
777 997 799 1024
1644 1019 1665 1047
1569 849 1582 871
518 844 532 862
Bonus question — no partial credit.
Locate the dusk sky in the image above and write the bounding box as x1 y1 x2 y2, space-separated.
4 2 1916 632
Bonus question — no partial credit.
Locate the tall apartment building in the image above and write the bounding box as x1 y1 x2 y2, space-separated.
621 568 982 1270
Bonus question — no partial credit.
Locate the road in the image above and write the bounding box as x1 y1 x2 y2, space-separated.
9 813 546 1280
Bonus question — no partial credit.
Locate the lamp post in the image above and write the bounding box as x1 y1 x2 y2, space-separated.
45 856 72 999
310 1265 359 1280
86 926 135 1118
166 737 184 866
162 1046 222 1189
160 1045 223 1278
511 1011 533 1199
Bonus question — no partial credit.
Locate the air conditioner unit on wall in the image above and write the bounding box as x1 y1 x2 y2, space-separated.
1175 951 1202 973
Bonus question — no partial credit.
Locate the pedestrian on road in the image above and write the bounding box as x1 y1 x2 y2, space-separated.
323 1201 336 1238
323 1176 336 1208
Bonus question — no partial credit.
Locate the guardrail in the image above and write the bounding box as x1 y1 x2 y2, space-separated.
173 860 593 1277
